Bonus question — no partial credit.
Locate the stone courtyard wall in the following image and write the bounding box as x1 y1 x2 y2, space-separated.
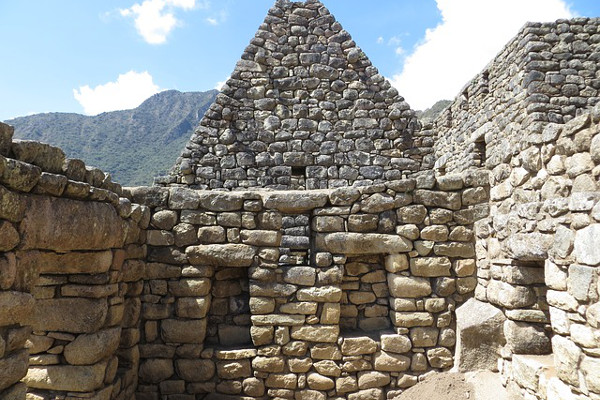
129 171 487 400
432 18 600 400
0 122 146 400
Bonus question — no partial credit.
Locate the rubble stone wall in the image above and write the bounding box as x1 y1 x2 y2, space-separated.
165 0 429 190
0 122 147 400
432 17 600 400
130 171 488 400
433 18 600 176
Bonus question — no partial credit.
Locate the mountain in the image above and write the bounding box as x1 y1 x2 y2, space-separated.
4 89 218 186
415 100 452 124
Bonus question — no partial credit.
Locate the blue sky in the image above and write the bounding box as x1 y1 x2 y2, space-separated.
1 0 599 120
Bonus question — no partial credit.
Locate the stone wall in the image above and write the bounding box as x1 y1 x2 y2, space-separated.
431 18 600 400
130 171 487 400
433 18 600 176
164 0 429 190
0 122 147 400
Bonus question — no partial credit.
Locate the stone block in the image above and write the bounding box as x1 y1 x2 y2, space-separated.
0 185 26 222
504 320 551 355
23 361 108 391
262 192 328 213
504 233 553 261
315 233 412 254
0 291 34 326
161 319 206 344
307 372 334 390
32 298 107 333
486 280 536 309
296 286 342 302
341 337 377 355
357 371 390 389
455 299 506 372
64 327 121 365
186 244 256 267
387 274 431 298
392 312 434 328
373 351 410 372
291 325 339 343
410 257 451 277
0 350 28 391
381 334 411 353
426 347 453 368
574 224 600 266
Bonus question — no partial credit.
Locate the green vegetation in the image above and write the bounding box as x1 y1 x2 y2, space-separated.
415 99 452 123
5 90 217 186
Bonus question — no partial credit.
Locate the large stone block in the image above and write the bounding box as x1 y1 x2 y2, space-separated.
32 298 107 333
0 291 34 326
161 319 206 344
486 280 536 309
18 250 113 275
387 275 431 298
574 224 600 266
138 359 174 384
373 351 410 372
262 191 328 213
186 244 256 267
23 361 108 391
175 359 215 382
455 298 506 372
410 257 451 277
504 320 551 355
291 325 339 343
0 350 28 391
20 195 124 251
64 327 121 365
0 185 27 222
504 233 553 261
316 233 412 255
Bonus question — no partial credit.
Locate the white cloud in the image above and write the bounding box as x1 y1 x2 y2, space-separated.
377 36 384 45
214 78 227 91
73 71 162 115
391 0 574 110
120 0 203 44
205 9 228 26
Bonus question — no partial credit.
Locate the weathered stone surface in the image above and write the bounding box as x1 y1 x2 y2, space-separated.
381 334 411 353
307 372 334 390
64 327 121 365
0 185 26 222
341 337 377 355
186 244 256 267
263 191 328 212
251 315 305 326
387 275 431 298
0 291 34 326
198 192 244 211
18 250 113 275
23 361 108 391
139 359 174 384
0 221 19 252
32 298 107 333
414 190 461 210
316 233 412 254
427 347 454 368
504 320 551 355
357 371 390 389
410 257 451 277
504 233 553 261
168 187 200 209
385 254 408 273
573 224 600 266
296 286 342 302
552 335 582 386
455 299 506 372
161 319 206 343
291 325 339 343
373 351 410 372
20 195 124 251
486 280 536 309
0 350 28 391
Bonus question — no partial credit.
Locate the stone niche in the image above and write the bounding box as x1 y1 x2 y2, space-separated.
341 255 391 334
206 266 252 348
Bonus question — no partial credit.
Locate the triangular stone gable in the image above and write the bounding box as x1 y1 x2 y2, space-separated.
169 0 421 189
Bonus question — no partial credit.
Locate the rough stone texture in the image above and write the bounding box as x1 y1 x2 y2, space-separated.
455 299 506 372
63 327 121 365
186 244 256 266
32 298 108 333
316 233 412 254
23 361 108 391
20 195 124 251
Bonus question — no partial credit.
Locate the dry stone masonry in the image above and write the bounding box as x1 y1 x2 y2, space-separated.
0 1 599 400
162 0 428 190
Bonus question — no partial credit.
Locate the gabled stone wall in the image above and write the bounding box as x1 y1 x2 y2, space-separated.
165 0 427 190
130 172 487 400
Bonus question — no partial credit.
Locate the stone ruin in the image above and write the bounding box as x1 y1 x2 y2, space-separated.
0 1 599 399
